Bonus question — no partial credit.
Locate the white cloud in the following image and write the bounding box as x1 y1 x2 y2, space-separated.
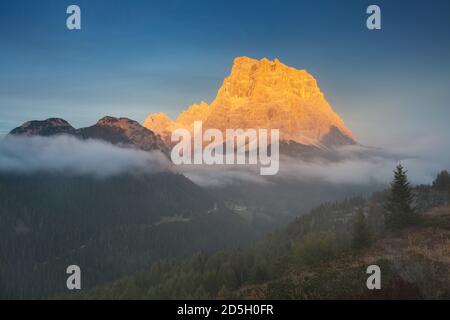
0 135 171 177
1 134 447 187
176 139 450 187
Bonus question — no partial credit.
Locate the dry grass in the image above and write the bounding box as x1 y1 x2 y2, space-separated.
240 207 450 299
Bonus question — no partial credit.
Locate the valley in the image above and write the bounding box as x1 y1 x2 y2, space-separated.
74 173 450 300
0 172 266 299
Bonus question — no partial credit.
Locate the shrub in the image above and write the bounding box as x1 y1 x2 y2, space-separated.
292 233 337 267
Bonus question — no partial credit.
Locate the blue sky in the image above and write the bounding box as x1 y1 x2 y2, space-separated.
0 0 449 146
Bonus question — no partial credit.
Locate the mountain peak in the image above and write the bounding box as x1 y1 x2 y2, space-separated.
97 116 122 124
9 118 76 136
221 56 319 101
96 116 142 130
82 116 168 153
143 113 177 142
144 57 355 147
9 116 169 155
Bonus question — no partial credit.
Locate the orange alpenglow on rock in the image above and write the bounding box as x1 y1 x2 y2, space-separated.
144 57 355 148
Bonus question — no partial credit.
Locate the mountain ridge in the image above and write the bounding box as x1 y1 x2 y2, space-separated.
9 116 169 155
144 57 356 149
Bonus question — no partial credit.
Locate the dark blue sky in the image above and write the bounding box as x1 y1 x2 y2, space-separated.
1 0 449 146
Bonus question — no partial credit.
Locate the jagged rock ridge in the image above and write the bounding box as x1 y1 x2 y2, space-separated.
144 57 356 148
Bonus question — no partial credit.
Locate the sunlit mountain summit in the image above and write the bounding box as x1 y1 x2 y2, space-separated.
144 57 356 149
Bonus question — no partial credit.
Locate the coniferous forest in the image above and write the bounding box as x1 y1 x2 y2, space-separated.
0 172 267 299
75 169 450 300
1 155 449 300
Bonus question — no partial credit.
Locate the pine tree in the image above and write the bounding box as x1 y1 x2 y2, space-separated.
352 209 371 249
432 170 450 191
384 164 416 229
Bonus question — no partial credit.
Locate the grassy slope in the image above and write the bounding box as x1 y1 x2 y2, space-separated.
239 206 450 299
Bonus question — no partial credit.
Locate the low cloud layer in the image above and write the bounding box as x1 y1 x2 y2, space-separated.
178 164 269 187
0 134 448 187
178 136 450 187
0 135 171 177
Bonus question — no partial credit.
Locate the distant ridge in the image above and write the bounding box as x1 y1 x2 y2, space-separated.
8 116 169 155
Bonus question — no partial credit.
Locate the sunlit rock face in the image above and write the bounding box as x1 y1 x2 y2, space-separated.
177 101 211 127
144 57 355 148
143 112 177 143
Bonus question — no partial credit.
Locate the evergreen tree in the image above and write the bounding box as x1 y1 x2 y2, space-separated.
432 170 450 191
351 209 371 249
384 164 416 229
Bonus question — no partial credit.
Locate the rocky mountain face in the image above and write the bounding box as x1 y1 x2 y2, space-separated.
144 57 356 149
9 116 168 154
78 116 168 153
9 118 77 136
9 58 356 157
